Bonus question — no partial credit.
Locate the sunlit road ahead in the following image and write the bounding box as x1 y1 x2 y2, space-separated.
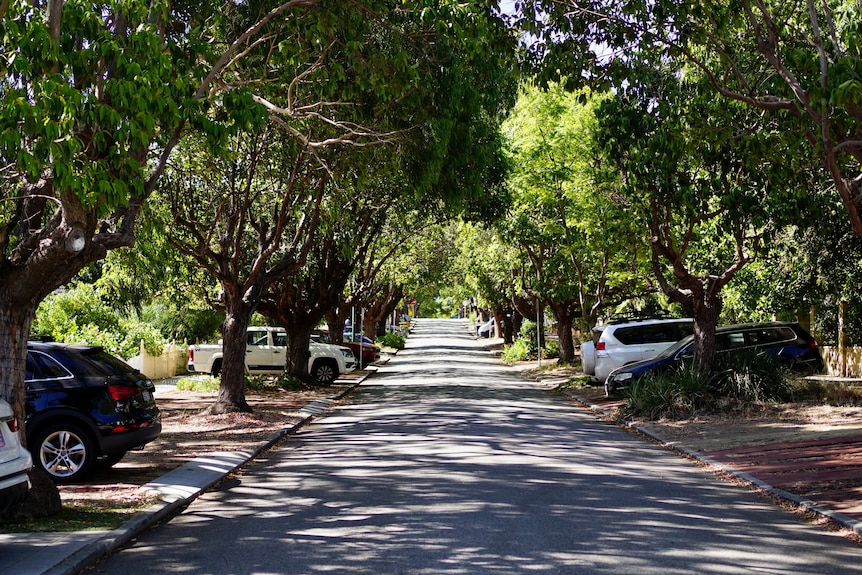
92 318 862 574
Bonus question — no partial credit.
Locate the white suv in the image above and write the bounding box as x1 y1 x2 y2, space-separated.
0 398 31 513
581 317 693 383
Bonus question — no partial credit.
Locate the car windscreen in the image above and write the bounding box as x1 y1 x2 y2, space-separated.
656 335 693 358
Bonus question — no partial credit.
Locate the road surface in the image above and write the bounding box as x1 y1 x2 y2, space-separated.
91 318 862 574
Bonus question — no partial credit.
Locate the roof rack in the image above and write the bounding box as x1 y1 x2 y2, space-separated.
604 313 690 325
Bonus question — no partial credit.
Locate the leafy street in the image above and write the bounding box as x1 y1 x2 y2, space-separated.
3 1 862 569
79 320 862 574
8 344 862 536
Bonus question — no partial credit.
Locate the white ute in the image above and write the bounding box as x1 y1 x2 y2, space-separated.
187 326 356 385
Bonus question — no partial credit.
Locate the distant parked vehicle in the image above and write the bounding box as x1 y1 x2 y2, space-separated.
26 342 162 483
188 326 356 384
477 319 495 338
0 398 32 512
605 322 824 396
313 331 381 364
581 317 694 383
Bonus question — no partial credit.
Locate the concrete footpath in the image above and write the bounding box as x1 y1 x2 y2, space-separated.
0 376 367 575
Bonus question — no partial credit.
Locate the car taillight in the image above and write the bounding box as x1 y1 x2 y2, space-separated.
188 349 194 361
111 422 140 433
108 385 142 400
810 340 819 349
596 342 606 351
8 415 19 433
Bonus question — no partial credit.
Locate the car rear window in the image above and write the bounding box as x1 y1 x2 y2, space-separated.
715 327 797 351
74 348 136 377
613 322 693 345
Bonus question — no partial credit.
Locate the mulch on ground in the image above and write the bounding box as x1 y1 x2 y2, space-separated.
58 385 347 502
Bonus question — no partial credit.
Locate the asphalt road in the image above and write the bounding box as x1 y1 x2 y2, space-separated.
91 318 862 575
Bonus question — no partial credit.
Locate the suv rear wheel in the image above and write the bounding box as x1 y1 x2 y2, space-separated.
32 423 96 483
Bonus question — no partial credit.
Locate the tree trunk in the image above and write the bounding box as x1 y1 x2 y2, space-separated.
325 304 351 344
493 308 505 341
512 306 523 337
691 293 723 373
500 303 515 345
363 284 403 341
0 304 35 438
0 302 63 519
550 303 576 364
285 326 314 382
207 311 253 414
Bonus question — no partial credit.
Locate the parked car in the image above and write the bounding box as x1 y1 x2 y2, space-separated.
313 331 381 364
605 322 824 396
581 317 694 383
0 398 32 512
25 342 162 483
477 318 495 338
188 326 356 384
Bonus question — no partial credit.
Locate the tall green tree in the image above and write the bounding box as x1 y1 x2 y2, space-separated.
501 85 645 362
457 223 520 343
517 0 862 236
161 128 322 412
596 69 815 371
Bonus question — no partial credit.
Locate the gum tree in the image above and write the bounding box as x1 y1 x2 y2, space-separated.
501 84 645 362
517 0 862 236
595 69 816 371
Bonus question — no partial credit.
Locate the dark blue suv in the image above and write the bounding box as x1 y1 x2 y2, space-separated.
605 322 824 396
25 342 162 483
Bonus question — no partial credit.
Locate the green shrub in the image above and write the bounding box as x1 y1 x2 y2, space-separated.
623 352 795 419
176 376 220 392
542 340 560 360
623 364 712 420
141 302 223 343
710 350 791 403
32 284 170 360
519 320 539 356
377 332 405 350
501 338 532 364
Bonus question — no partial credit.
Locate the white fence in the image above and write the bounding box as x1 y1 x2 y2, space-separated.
126 341 188 380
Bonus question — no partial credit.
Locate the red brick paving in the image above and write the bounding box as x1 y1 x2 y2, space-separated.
705 435 862 521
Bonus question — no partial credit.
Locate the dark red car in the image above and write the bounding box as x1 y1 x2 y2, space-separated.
313 331 381 364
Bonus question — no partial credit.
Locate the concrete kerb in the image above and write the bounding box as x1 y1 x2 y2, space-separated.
557 387 862 539
40 373 370 575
